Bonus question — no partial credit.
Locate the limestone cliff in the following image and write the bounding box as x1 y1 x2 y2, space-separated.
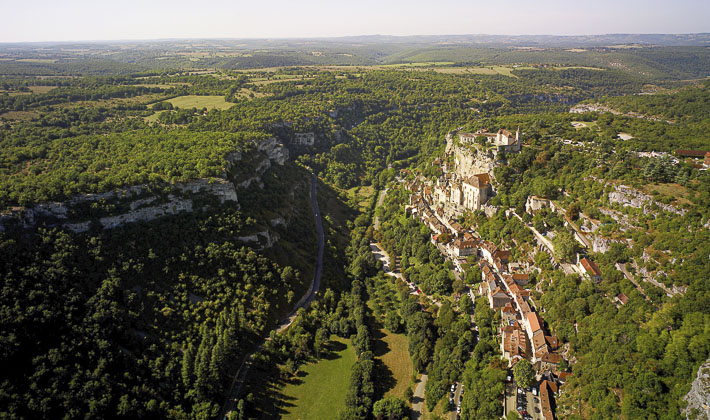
445 133 499 179
0 138 290 239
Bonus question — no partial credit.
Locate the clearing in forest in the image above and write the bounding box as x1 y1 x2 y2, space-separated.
345 185 375 212
162 95 234 110
280 336 356 420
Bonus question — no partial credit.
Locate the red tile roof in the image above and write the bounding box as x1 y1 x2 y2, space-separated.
617 293 629 305
527 312 543 333
675 149 709 157
580 257 602 277
533 333 547 351
474 173 491 186
540 380 555 420
513 273 529 282
541 353 561 364
545 335 559 350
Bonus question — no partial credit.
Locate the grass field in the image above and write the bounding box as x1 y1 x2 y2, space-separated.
345 185 375 212
374 328 414 398
642 183 693 206
161 95 234 110
236 87 270 99
133 82 191 89
281 336 356 420
144 113 161 123
52 93 166 111
3 86 56 96
572 121 598 129
16 58 57 63
380 61 455 68
0 110 40 121
251 76 313 85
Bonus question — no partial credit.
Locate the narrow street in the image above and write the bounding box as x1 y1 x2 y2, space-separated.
373 187 387 231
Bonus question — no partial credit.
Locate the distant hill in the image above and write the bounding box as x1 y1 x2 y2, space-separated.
1 34 709 79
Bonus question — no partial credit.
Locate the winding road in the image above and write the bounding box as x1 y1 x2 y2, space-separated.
217 172 324 419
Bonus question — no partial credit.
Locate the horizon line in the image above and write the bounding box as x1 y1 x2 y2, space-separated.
1 32 709 45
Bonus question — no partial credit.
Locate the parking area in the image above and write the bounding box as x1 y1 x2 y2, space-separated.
447 382 463 419
505 378 543 420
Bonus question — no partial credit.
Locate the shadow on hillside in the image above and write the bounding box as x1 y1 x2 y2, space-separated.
372 327 391 357
374 358 397 398
240 338 354 418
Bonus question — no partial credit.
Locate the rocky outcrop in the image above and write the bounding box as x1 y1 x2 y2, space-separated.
570 103 674 124
684 359 710 420
599 208 633 231
236 230 279 250
608 185 686 216
592 236 627 253
526 195 555 214
99 198 194 230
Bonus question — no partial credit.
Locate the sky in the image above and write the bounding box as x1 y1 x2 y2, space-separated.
1 0 709 42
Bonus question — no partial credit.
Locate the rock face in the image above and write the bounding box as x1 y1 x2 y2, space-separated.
445 135 498 178
608 185 686 216
0 179 240 233
257 137 289 165
292 132 315 146
684 359 710 420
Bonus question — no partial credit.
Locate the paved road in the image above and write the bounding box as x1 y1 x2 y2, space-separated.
373 188 387 231
217 172 324 419
411 374 428 420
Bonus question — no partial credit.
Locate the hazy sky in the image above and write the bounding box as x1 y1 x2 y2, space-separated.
2 0 709 42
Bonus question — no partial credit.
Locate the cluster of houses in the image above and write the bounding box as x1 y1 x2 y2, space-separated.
401 129 574 419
